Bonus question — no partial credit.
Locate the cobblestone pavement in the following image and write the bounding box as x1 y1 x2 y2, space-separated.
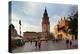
12 40 78 53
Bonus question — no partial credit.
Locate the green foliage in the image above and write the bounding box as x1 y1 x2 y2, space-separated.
16 39 25 46
57 12 78 39
68 12 78 39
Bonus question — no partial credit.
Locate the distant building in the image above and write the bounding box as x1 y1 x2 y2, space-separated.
37 32 45 40
23 8 50 41
23 31 36 40
23 31 46 41
9 24 18 38
57 18 69 30
9 24 22 39
9 24 22 49
54 18 72 40
42 8 50 39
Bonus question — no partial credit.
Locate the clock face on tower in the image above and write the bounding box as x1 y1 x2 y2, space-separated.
42 24 47 32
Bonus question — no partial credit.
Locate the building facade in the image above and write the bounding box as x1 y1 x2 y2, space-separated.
54 18 73 40
9 24 22 50
23 8 50 41
23 32 36 40
42 8 50 39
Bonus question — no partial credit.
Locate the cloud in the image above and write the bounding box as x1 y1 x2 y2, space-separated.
12 20 41 36
22 22 41 32
11 12 41 36
11 1 78 36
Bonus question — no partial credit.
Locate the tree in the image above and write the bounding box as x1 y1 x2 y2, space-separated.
68 12 78 39
56 12 78 40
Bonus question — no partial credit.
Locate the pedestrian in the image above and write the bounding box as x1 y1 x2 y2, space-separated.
69 40 72 48
35 41 37 48
66 39 69 48
38 40 41 50
30 40 32 45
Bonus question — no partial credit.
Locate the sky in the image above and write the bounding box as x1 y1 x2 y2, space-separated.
9 1 78 36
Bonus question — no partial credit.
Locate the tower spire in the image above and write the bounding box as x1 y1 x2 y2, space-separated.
19 20 21 36
42 7 50 40
43 7 48 16
45 7 47 13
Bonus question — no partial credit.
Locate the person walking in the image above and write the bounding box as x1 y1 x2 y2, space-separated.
30 40 32 45
66 39 69 48
38 40 41 50
35 41 37 48
69 40 72 48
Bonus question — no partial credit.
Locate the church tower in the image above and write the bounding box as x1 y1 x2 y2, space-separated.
42 8 50 39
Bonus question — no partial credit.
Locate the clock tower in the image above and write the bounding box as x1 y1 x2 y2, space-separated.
42 8 50 39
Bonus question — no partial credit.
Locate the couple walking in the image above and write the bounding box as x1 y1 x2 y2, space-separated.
66 39 72 48
35 40 41 50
